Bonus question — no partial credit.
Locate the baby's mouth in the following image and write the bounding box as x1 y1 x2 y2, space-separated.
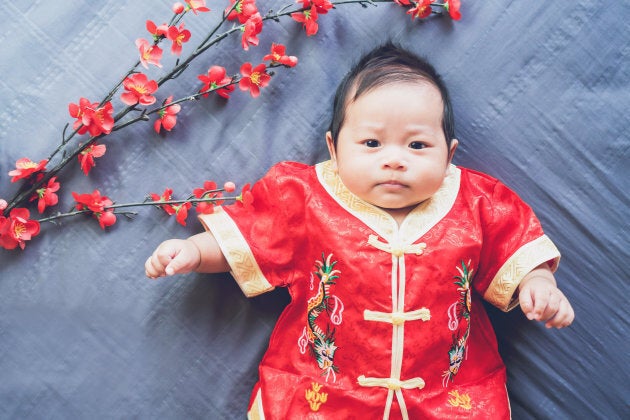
378 180 407 189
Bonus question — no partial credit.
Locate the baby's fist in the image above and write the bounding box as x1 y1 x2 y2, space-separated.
145 239 200 279
519 275 574 329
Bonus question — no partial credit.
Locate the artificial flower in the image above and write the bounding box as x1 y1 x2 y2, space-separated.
166 23 191 56
445 0 462 20
236 183 254 209
239 62 271 98
89 102 115 136
136 38 163 68
0 208 40 250
311 0 334 14
226 0 259 24
68 98 114 136
121 73 158 106
291 5 319 36
30 176 60 213
68 97 93 132
193 180 222 214
263 43 298 67
154 96 181 133
150 188 176 215
185 0 210 14
173 202 192 225
407 0 433 20
198 66 234 98
72 189 116 229
241 12 263 51
78 143 107 175
8 158 48 183
146 20 169 39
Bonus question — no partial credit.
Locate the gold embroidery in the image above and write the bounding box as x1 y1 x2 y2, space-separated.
198 209 274 297
305 382 328 412
484 235 561 311
447 390 472 410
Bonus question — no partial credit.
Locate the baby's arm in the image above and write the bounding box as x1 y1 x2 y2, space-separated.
518 264 575 329
145 232 230 278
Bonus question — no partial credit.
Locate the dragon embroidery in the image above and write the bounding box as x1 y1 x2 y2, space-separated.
298 253 344 383
443 260 473 387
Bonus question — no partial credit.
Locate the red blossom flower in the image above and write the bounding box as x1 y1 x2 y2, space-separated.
68 97 93 131
197 66 234 99
173 202 192 225
407 0 433 20
226 0 259 24
146 20 169 39
291 5 319 36
0 208 40 250
166 23 191 56
154 96 181 133
68 98 114 137
78 143 106 175
393 0 412 5
90 102 115 136
310 0 333 14
8 158 48 183
185 0 210 14
239 62 271 98
236 183 254 210
136 38 163 69
72 189 116 229
445 0 461 20
263 43 298 67
30 176 60 213
241 12 263 51
121 73 158 106
150 188 176 215
193 180 223 214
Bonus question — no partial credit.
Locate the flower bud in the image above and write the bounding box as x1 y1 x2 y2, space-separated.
223 182 236 193
172 2 185 14
0 199 7 211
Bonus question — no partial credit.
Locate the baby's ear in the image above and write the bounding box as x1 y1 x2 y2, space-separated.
325 132 338 171
448 139 459 164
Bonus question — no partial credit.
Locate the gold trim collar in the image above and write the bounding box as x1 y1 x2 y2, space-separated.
316 160 461 244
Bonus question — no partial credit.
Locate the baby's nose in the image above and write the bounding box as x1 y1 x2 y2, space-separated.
382 149 407 170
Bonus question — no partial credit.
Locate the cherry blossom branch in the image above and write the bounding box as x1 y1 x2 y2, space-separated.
36 197 238 224
1 0 461 251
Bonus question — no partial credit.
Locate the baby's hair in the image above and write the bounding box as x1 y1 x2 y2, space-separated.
328 42 456 147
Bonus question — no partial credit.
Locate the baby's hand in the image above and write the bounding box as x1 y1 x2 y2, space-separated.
518 271 574 329
145 239 201 279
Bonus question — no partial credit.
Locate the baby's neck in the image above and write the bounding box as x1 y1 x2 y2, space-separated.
385 207 415 227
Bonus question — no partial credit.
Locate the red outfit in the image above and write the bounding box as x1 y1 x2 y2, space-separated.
199 161 560 419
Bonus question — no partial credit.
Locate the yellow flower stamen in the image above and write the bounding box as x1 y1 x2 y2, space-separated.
13 222 26 239
18 161 38 169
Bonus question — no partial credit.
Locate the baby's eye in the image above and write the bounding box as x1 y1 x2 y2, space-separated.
364 139 380 148
409 141 426 150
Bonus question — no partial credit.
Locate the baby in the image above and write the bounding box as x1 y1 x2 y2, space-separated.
146 43 574 419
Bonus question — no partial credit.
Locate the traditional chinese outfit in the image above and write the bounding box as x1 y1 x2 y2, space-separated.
199 161 560 420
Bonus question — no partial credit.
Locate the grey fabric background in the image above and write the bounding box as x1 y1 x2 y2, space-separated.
1 1 628 418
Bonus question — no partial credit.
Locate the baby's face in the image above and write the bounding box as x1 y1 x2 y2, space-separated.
327 81 457 221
